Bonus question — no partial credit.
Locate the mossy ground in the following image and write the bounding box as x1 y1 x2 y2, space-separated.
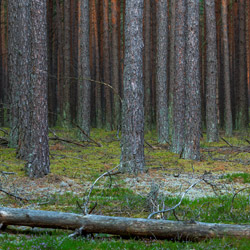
0 128 250 249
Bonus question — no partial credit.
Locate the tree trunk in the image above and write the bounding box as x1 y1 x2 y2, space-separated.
8 0 31 150
144 0 152 131
168 0 175 142
1 207 250 240
62 0 72 127
111 0 121 130
183 0 201 160
103 0 112 131
172 0 186 154
120 0 145 174
238 0 248 130
78 0 91 139
221 0 233 136
156 0 168 144
205 0 219 142
27 0 50 178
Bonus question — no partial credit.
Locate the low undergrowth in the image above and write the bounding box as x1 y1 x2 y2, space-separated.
0 128 250 249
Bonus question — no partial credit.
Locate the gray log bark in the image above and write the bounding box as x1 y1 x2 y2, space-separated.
1 207 250 240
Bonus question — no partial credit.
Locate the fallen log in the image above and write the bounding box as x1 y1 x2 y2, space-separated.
1 207 250 240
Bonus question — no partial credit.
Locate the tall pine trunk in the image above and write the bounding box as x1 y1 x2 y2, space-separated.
172 0 186 154
156 0 168 144
205 0 219 142
78 0 91 139
120 0 145 174
221 0 233 136
183 0 201 160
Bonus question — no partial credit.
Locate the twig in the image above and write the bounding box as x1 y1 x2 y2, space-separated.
246 139 250 145
148 179 202 219
0 188 29 201
144 140 157 150
0 128 8 135
220 137 233 147
49 129 87 148
83 165 120 215
71 121 102 147
230 187 250 213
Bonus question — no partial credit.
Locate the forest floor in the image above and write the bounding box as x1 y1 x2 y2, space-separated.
0 128 250 249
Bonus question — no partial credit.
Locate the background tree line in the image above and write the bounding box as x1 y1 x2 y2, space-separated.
0 0 249 178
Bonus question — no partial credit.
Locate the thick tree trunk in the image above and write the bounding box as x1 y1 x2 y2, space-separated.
183 0 201 160
172 0 186 154
205 0 219 142
78 0 91 139
221 0 233 136
120 0 145 174
1 207 250 240
8 0 31 150
26 0 50 178
156 0 168 144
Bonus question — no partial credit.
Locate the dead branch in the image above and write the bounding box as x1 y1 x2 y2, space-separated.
0 188 29 201
49 129 87 148
230 187 250 213
220 137 233 147
148 179 202 219
83 165 120 215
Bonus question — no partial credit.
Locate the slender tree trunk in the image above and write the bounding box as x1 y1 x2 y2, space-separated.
0 0 3 126
91 0 102 128
221 0 233 136
103 0 112 131
156 0 168 144
120 0 145 174
62 0 72 126
78 0 91 139
111 0 121 130
172 0 186 154
168 0 175 141
27 0 50 178
205 0 219 142
183 0 201 160
238 0 248 130
144 0 152 131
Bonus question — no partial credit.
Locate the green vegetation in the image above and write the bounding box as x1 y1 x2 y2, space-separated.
1 128 250 249
221 173 250 184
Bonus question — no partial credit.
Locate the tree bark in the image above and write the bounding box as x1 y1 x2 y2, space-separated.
8 0 31 150
168 0 175 142
26 0 50 178
144 0 152 131
120 0 145 174
221 0 233 136
103 0 112 131
1 207 250 240
205 0 219 142
238 0 248 130
183 0 201 160
111 0 121 130
172 0 186 154
156 0 168 144
78 0 91 139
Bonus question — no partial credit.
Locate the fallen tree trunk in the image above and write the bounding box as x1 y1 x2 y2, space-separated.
1 207 250 240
